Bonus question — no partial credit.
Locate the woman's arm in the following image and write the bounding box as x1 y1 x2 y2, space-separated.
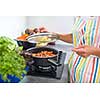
91 47 100 57
56 33 73 43
38 27 73 43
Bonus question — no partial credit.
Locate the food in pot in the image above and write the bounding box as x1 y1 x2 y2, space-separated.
29 36 51 43
25 28 40 35
17 27 48 41
17 34 29 40
36 36 51 47
32 51 56 58
33 28 40 33
28 35 52 47
25 27 48 34
39 36 51 42
36 42 48 47
25 28 34 35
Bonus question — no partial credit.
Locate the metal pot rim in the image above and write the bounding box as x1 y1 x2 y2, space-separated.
26 46 58 59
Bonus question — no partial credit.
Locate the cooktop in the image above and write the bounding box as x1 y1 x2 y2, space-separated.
27 52 66 79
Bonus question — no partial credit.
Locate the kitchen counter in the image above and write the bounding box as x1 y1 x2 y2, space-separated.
21 40 73 83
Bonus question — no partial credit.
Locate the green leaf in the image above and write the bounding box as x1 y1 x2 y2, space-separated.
0 36 27 82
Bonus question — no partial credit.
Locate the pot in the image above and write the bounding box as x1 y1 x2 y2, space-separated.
22 47 62 67
15 39 36 50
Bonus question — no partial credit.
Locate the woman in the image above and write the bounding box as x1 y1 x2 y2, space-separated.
39 16 100 82
55 16 100 83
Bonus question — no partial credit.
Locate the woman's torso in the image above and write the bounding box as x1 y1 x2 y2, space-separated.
69 16 100 83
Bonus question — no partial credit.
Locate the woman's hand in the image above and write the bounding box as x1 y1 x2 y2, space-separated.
72 45 94 58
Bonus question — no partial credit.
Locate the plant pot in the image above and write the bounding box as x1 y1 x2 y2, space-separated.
0 66 29 83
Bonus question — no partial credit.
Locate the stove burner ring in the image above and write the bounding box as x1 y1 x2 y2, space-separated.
38 66 51 69
36 65 56 72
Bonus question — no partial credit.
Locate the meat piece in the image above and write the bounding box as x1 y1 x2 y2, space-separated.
32 51 56 57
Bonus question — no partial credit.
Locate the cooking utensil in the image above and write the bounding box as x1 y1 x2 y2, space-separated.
14 39 36 50
26 33 57 44
21 47 61 67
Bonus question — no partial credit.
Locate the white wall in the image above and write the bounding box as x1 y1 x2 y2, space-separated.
0 16 27 39
0 16 74 41
26 16 74 33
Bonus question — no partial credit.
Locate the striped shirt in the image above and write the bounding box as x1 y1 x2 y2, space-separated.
68 16 100 83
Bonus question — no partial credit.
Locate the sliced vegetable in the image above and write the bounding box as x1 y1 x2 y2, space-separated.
17 34 29 40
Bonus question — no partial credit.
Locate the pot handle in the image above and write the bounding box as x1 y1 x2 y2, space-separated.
27 60 34 66
57 51 62 63
20 51 32 57
48 51 62 66
48 59 61 66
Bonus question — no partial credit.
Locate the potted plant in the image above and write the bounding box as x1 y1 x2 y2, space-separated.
0 36 28 83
